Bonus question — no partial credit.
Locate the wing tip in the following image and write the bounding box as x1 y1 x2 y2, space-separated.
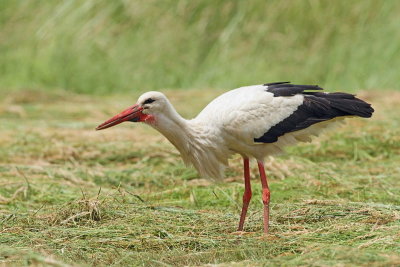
263 81 290 86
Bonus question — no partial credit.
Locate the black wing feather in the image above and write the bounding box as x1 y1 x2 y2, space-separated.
265 82 323 97
254 82 374 143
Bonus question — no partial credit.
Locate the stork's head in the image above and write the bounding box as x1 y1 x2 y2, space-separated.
96 91 168 130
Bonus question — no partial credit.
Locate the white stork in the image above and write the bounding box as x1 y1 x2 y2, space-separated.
96 82 374 234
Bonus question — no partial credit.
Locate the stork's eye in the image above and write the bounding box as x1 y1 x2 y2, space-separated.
143 98 155 105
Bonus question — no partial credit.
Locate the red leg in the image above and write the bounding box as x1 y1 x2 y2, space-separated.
237 157 252 231
257 161 270 234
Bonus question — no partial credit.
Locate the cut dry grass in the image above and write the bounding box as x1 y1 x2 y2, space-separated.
0 89 399 266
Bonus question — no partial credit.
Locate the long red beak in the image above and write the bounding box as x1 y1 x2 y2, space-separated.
96 104 143 130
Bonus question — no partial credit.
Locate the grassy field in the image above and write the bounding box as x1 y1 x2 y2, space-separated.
1 0 400 93
1 1 400 265
0 88 399 266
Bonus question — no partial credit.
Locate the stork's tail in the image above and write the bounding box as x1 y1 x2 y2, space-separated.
305 92 374 118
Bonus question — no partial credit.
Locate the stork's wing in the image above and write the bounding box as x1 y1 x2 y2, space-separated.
254 82 374 143
196 82 374 145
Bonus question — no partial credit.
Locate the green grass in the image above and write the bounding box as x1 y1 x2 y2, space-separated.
1 0 400 93
0 89 399 266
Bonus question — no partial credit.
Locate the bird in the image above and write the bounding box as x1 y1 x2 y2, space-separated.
96 82 374 234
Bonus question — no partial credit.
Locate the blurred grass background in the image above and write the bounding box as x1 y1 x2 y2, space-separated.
1 0 399 94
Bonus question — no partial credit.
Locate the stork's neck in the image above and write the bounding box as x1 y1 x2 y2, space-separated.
150 102 192 152
149 103 228 178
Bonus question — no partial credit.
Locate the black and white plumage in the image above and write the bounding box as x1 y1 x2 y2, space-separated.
192 82 373 175
96 82 374 234
255 82 373 143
